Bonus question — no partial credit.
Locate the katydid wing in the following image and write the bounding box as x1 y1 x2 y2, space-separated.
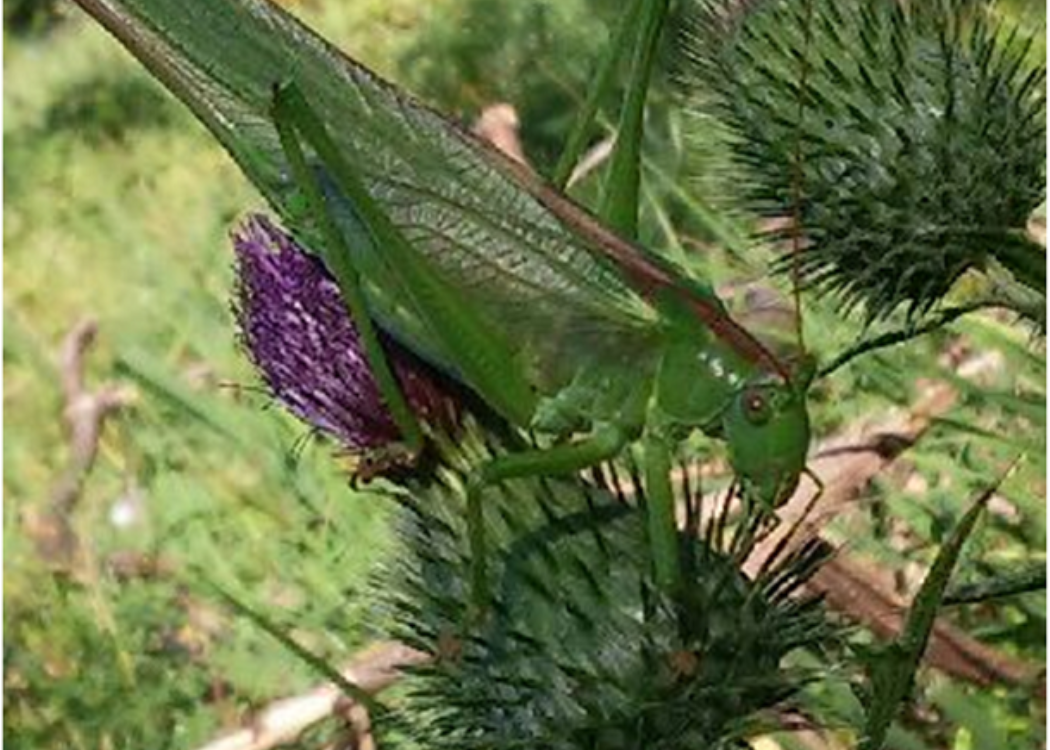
72 0 812 593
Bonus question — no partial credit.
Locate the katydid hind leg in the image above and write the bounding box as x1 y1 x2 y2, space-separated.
465 424 630 613
600 0 671 239
271 82 425 454
273 83 536 429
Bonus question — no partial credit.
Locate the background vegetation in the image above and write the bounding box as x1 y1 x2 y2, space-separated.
4 0 1045 748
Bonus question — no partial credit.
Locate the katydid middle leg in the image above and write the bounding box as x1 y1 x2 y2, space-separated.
465 424 630 613
466 422 688 612
641 430 683 594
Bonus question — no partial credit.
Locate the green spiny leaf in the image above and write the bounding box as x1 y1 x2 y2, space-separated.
859 467 1011 749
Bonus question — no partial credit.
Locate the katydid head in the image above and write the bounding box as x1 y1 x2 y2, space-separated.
722 378 810 510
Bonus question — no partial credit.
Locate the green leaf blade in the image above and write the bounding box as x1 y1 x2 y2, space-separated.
860 475 1004 750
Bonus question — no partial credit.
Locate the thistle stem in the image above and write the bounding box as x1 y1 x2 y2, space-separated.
819 301 991 379
943 562 1046 606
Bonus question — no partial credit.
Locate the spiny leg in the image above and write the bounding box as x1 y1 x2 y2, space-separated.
466 424 629 615
271 82 424 454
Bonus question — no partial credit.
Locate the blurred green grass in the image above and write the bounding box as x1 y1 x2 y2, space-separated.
4 3 426 746
4 1 1045 748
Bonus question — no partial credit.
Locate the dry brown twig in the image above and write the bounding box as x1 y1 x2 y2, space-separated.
470 101 615 188
193 642 427 750
27 318 135 569
472 103 529 166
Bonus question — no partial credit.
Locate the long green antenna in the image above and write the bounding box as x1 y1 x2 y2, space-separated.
789 0 815 357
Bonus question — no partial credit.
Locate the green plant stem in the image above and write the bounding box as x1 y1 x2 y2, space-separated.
551 0 645 189
600 0 671 240
819 301 991 379
943 562 1046 606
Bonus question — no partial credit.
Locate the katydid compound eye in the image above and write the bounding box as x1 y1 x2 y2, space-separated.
742 388 772 425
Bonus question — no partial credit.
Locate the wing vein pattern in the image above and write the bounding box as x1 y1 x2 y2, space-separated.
84 0 662 389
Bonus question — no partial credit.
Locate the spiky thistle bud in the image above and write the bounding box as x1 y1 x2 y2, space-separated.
232 214 455 451
681 0 1045 320
376 430 836 749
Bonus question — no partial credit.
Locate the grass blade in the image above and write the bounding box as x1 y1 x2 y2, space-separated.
551 0 645 189
208 581 387 715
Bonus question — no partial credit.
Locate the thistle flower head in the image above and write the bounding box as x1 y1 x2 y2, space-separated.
379 431 836 749
681 0 1045 320
232 214 453 450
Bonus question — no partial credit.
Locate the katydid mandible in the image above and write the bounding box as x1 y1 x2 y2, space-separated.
73 0 814 598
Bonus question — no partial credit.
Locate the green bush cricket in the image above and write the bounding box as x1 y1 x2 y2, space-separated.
73 0 816 603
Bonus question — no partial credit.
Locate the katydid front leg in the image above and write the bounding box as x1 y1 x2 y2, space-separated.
271 83 425 454
466 424 631 612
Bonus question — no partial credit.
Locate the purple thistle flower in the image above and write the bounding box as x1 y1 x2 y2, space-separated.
232 214 454 450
